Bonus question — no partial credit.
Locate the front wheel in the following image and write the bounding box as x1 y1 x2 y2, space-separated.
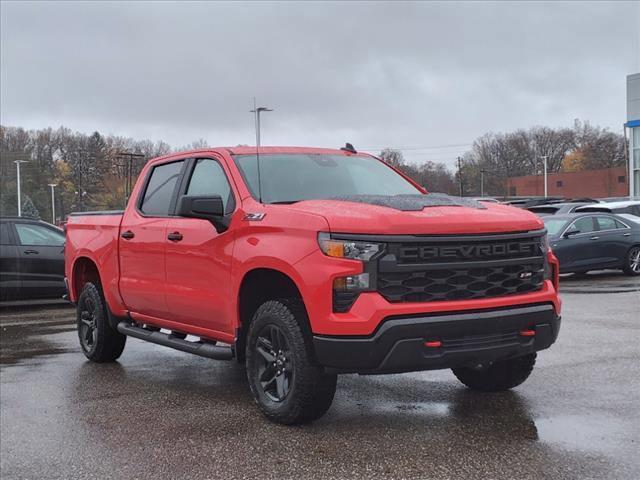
77 282 126 362
622 246 640 276
452 353 536 392
246 299 337 425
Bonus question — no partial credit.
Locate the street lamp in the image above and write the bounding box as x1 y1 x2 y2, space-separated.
14 160 28 216
250 98 273 147
480 168 486 197
540 156 549 198
48 184 58 224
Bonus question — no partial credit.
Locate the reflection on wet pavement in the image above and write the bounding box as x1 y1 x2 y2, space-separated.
1 288 638 479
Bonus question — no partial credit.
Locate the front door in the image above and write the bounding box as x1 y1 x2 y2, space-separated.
119 159 186 318
164 157 236 339
556 216 598 271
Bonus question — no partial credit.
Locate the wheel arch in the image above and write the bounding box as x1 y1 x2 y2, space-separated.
236 267 312 362
71 256 102 300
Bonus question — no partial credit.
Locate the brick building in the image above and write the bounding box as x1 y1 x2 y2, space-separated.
506 166 628 198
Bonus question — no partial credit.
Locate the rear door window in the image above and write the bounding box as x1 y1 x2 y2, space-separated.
140 161 185 216
595 216 621 231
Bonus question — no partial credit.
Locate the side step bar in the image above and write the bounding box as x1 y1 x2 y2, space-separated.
117 322 234 360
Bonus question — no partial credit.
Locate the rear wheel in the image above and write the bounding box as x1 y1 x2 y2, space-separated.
622 246 640 276
77 282 126 362
452 353 536 392
246 299 337 425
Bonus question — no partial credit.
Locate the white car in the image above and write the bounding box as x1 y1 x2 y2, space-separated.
575 200 640 219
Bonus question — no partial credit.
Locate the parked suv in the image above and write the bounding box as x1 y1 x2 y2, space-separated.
65 146 561 424
0 216 65 300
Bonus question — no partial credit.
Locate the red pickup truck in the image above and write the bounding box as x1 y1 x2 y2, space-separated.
65 145 561 424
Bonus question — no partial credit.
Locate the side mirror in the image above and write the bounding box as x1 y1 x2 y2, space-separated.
563 228 580 238
176 195 230 232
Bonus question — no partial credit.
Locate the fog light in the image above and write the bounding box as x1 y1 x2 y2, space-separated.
332 274 371 313
333 273 370 291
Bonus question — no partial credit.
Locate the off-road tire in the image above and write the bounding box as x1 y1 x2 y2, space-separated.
246 299 337 425
622 246 640 276
77 282 126 362
452 353 536 392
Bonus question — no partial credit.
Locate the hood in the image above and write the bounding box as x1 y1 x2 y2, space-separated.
280 197 544 235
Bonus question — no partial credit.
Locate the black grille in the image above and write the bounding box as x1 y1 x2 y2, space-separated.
376 232 545 303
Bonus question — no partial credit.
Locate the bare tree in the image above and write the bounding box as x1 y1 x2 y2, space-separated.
378 148 405 167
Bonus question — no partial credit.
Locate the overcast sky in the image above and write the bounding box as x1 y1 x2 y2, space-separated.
1 1 639 167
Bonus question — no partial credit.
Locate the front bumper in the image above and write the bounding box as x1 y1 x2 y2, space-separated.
313 303 560 374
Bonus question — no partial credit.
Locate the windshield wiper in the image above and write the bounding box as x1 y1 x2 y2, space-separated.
268 200 299 205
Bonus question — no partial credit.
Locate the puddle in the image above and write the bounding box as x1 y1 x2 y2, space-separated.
536 414 631 455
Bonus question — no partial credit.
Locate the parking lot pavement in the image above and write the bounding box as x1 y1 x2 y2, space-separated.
1 277 639 480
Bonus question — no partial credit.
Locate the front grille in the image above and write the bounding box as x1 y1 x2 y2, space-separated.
376 232 545 303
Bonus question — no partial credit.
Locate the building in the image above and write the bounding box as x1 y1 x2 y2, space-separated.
628 73 640 197
506 166 628 198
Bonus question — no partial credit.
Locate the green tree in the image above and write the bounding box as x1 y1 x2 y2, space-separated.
22 195 40 219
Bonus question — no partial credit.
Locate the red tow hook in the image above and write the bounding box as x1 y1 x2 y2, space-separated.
519 329 536 337
424 339 442 348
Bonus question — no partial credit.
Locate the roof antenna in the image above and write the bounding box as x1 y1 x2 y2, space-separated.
250 97 273 203
341 142 357 154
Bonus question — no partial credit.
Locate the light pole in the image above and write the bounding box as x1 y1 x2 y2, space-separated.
250 98 273 147
456 156 464 197
14 160 28 216
48 183 57 224
540 155 548 198
480 168 485 197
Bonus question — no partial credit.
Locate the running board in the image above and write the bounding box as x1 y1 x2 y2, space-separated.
116 322 234 360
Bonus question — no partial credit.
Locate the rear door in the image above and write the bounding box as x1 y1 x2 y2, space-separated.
119 159 186 319
594 216 631 267
164 157 237 338
0 221 20 299
13 221 65 298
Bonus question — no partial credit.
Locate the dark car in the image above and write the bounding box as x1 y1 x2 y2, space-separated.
0 217 66 300
574 200 640 219
543 213 640 276
527 202 596 216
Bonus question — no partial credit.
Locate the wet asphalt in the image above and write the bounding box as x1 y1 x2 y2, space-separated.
1 271 638 480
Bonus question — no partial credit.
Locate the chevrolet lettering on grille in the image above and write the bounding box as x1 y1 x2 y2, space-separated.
400 241 540 261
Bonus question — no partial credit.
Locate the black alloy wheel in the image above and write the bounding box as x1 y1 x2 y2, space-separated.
625 246 640 275
255 324 293 402
79 294 98 354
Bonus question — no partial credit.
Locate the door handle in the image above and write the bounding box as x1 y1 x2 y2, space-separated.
24 249 39 254
167 232 183 242
623 233 631 237
589 236 599 240
121 230 135 240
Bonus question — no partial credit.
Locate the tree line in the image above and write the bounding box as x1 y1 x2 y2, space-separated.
380 120 627 197
0 119 627 223
0 125 208 221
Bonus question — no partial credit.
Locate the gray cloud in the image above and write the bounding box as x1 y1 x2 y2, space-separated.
1 1 639 167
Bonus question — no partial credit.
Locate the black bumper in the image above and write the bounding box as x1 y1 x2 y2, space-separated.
313 303 560 374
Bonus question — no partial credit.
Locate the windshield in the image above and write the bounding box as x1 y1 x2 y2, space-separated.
543 217 568 236
233 154 421 203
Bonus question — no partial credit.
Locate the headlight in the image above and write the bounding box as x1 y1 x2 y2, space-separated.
540 233 552 280
317 232 383 261
540 233 550 254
